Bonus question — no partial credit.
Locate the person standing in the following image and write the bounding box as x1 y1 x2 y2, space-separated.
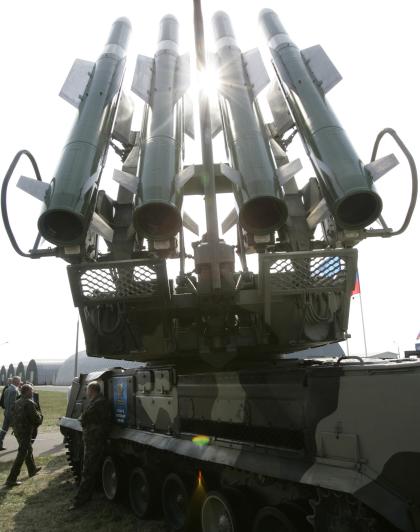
5 383 43 487
25 382 42 444
69 381 112 509
0 378 12 409
0 376 21 451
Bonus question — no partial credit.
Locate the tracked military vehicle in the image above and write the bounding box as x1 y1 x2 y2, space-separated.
2 3 418 531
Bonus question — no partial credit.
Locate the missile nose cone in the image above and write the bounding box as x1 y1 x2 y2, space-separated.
162 14 178 23
212 10 235 41
107 16 131 52
159 14 179 45
259 8 286 39
212 10 229 21
259 8 276 20
114 16 131 29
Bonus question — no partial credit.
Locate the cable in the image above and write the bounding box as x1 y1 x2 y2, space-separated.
1 150 42 257
370 128 418 236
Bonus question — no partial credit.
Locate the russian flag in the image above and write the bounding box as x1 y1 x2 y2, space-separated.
352 272 361 296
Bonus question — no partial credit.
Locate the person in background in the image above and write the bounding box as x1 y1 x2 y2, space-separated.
0 376 21 451
0 378 12 409
69 381 112 509
25 383 42 444
4 383 43 487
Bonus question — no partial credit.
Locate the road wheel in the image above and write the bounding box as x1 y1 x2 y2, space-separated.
102 455 120 501
253 506 299 532
201 490 239 532
162 473 190 531
129 466 158 519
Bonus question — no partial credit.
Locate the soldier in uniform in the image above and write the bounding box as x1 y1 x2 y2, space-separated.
0 376 21 451
5 383 43 487
69 381 112 509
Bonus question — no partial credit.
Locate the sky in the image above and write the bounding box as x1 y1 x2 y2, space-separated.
0 0 419 366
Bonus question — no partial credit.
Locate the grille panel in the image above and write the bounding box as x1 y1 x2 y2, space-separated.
268 255 349 292
68 259 168 305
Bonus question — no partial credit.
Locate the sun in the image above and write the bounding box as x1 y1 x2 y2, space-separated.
194 62 220 100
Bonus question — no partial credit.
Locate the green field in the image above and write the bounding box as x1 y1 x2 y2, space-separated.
35 390 68 432
0 389 68 433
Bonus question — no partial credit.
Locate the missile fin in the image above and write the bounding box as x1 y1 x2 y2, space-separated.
219 164 242 187
113 169 139 195
221 208 239 234
182 212 199 236
365 154 399 182
59 59 95 108
174 53 190 103
175 166 195 192
242 48 270 97
276 159 303 186
301 45 342 94
184 94 195 139
113 91 135 145
269 138 287 165
91 212 114 242
81 171 99 196
122 143 141 176
17 176 50 202
210 97 223 138
267 82 294 137
132 55 154 104
307 198 330 230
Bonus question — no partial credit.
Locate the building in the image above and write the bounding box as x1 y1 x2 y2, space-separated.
0 366 6 385
25 359 62 385
6 364 15 380
55 351 142 385
16 361 25 379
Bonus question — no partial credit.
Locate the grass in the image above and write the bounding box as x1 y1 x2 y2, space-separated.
35 390 68 432
0 389 68 433
0 388 167 531
0 454 167 532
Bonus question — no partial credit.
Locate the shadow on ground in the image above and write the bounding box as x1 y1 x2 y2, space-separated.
0 456 167 532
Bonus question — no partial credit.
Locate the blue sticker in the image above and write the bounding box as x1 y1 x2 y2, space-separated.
113 378 128 425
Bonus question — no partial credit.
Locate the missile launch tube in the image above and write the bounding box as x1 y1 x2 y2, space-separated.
133 15 183 240
213 11 288 235
38 18 131 245
260 9 382 229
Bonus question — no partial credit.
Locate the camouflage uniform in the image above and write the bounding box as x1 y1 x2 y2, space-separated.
0 384 19 448
6 397 43 483
74 394 112 505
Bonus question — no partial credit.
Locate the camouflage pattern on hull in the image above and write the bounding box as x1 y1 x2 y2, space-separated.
60 360 420 531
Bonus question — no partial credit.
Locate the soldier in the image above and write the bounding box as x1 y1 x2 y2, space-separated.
4 383 43 487
25 382 42 444
0 378 12 409
0 376 21 451
69 381 112 509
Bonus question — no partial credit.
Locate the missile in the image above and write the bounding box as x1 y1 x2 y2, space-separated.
212 11 289 236
18 18 131 246
128 15 192 241
259 9 399 230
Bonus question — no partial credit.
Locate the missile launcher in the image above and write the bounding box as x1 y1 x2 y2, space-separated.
2 4 418 531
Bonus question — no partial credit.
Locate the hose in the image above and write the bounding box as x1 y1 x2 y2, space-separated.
370 128 418 236
1 150 42 257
